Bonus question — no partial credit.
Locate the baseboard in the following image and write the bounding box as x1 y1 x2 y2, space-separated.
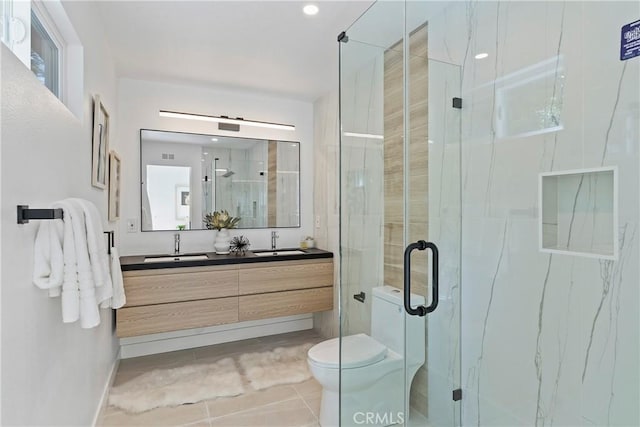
119 314 314 358
92 348 120 427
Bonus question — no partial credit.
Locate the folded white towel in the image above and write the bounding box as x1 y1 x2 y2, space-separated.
109 247 126 309
71 198 113 305
32 199 115 328
47 200 80 323
33 218 64 294
65 199 101 329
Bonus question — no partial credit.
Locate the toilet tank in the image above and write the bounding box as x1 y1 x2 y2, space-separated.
371 286 425 359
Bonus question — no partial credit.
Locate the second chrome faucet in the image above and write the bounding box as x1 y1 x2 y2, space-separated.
174 233 180 254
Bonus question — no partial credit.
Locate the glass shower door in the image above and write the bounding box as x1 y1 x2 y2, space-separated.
339 1 461 426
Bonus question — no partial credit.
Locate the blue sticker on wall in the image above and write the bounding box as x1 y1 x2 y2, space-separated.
621 19 640 61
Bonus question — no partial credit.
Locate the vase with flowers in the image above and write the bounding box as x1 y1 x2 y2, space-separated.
204 210 241 254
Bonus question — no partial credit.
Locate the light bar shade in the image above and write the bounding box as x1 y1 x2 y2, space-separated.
159 110 295 131
343 132 384 140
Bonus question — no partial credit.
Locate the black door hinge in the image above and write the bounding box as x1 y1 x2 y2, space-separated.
453 388 462 401
452 98 462 109
338 31 349 43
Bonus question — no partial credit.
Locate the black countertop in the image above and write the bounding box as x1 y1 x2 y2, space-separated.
120 248 333 271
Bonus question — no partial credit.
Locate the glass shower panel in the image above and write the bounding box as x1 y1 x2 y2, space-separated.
403 11 462 426
339 2 405 426
416 58 462 426
339 1 461 426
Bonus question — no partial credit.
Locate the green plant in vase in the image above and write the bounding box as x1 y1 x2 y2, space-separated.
204 210 241 231
205 210 241 254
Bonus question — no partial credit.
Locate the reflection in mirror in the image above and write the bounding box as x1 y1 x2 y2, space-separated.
141 129 300 231
146 165 191 230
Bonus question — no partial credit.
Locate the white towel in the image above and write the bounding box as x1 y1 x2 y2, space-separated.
32 199 113 328
33 219 64 295
71 198 113 305
53 200 81 323
109 247 126 309
66 199 101 329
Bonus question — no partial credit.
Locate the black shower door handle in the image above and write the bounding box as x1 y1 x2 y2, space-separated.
403 240 439 316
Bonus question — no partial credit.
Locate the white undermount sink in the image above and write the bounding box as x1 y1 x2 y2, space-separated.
253 250 307 257
143 254 209 263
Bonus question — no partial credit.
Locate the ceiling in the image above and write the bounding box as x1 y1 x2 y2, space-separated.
97 1 374 102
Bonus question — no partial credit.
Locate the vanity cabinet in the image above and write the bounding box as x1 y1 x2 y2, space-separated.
239 287 333 321
238 259 333 294
123 266 238 306
116 258 333 338
117 297 238 338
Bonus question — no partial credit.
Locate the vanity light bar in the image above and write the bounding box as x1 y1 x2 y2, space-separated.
343 132 384 140
159 110 296 131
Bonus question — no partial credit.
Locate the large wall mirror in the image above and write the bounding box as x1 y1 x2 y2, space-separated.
140 129 300 231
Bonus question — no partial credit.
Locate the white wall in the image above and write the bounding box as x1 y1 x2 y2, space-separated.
116 78 314 256
0 1 119 425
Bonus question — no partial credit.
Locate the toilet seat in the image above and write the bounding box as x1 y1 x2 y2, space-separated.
308 333 387 369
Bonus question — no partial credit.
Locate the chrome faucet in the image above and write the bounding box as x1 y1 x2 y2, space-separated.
271 231 279 250
174 233 180 255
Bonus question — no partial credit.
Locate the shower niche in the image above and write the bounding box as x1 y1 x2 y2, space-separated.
539 166 617 259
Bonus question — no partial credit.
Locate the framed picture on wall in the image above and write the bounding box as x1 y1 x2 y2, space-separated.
92 95 110 189
175 185 190 220
108 151 121 221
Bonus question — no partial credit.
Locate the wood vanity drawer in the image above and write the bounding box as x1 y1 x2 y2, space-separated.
116 297 239 337
123 267 238 306
238 260 333 295
238 287 333 321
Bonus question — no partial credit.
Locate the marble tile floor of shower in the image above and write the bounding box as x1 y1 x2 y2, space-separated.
98 330 325 427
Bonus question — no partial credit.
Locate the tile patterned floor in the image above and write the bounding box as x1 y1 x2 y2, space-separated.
98 330 325 427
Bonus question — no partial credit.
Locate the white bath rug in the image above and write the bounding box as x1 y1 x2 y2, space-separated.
108 357 244 413
239 343 315 390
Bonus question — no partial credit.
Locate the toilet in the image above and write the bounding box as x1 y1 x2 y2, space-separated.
307 286 425 427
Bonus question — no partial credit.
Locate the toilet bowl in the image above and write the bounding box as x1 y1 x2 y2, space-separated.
308 286 425 427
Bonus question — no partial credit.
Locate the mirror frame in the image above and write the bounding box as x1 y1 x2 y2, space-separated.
139 128 302 232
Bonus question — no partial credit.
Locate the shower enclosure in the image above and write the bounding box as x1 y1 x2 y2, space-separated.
338 1 639 426
339 2 462 426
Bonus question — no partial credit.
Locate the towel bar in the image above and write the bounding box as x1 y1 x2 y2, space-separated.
20 205 115 254
17 205 63 224
104 231 115 254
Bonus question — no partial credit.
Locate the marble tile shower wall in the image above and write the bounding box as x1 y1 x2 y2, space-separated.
339 54 385 336
424 59 462 426
313 55 385 338
313 90 340 338
427 1 639 425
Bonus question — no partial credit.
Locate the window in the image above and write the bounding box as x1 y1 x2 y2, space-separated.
1 0 83 118
30 10 60 97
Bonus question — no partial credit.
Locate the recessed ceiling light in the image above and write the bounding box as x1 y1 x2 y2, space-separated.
475 52 489 59
303 4 319 16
